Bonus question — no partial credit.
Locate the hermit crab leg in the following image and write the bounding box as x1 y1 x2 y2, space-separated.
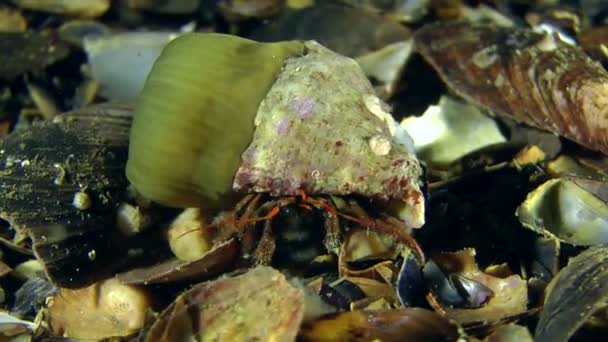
322 210 342 255
299 196 425 262
237 196 298 228
235 193 264 230
252 219 276 265
236 194 268 254
173 194 260 241
233 193 257 216
237 197 296 259
344 200 425 264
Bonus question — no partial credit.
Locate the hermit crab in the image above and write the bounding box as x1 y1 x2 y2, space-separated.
126 33 427 264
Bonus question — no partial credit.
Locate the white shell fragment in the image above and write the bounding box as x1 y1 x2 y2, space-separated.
234 41 425 228
84 32 183 102
356 40 414 97
401 96 506 167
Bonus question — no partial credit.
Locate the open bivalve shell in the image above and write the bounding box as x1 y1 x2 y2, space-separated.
517 177 608 246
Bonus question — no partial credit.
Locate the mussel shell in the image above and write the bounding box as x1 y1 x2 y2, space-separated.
517 177 608 246
318 278 367 310
423 250 528 326
0 103 143 287
415 20 608 155
0 30 70 82
536 245 608 341
423 260 467 308
449 274 493 309
396 248 425 307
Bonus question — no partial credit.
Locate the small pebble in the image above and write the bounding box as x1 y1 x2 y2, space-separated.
72 191 91 210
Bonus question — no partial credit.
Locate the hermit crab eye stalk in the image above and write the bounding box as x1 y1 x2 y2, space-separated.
126 33 305 210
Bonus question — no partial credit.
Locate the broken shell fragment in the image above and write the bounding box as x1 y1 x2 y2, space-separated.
47 278 153 340
0 312 38 338
396 246 425 307
488 323 534 342
116 238 239 285
234 41 425 227
414 20 608 155
145 266 304 341
13 277 56 317
126 33 305 210
517 177 608 246
401 95 506 169
355 40 414 98
426 249 528 325
58 20 110 47
300 308 459 342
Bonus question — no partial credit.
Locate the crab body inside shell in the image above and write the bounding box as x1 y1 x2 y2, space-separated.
208 193 425 268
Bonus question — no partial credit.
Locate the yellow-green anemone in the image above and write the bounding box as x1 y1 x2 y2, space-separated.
126 33 304 209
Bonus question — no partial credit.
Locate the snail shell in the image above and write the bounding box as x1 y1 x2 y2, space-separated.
128 34 425 228
126 33 304 209
414 21 608 155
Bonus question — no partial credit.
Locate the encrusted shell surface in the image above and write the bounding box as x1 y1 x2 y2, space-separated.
233 41 425 228
415 20 608 155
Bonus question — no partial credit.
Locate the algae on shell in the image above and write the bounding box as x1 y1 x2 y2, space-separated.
233 41 425 228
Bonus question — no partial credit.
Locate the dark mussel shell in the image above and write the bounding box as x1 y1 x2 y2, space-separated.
536 245 608 342
0 103 152 287
422 260 493 309
415 20 608 155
